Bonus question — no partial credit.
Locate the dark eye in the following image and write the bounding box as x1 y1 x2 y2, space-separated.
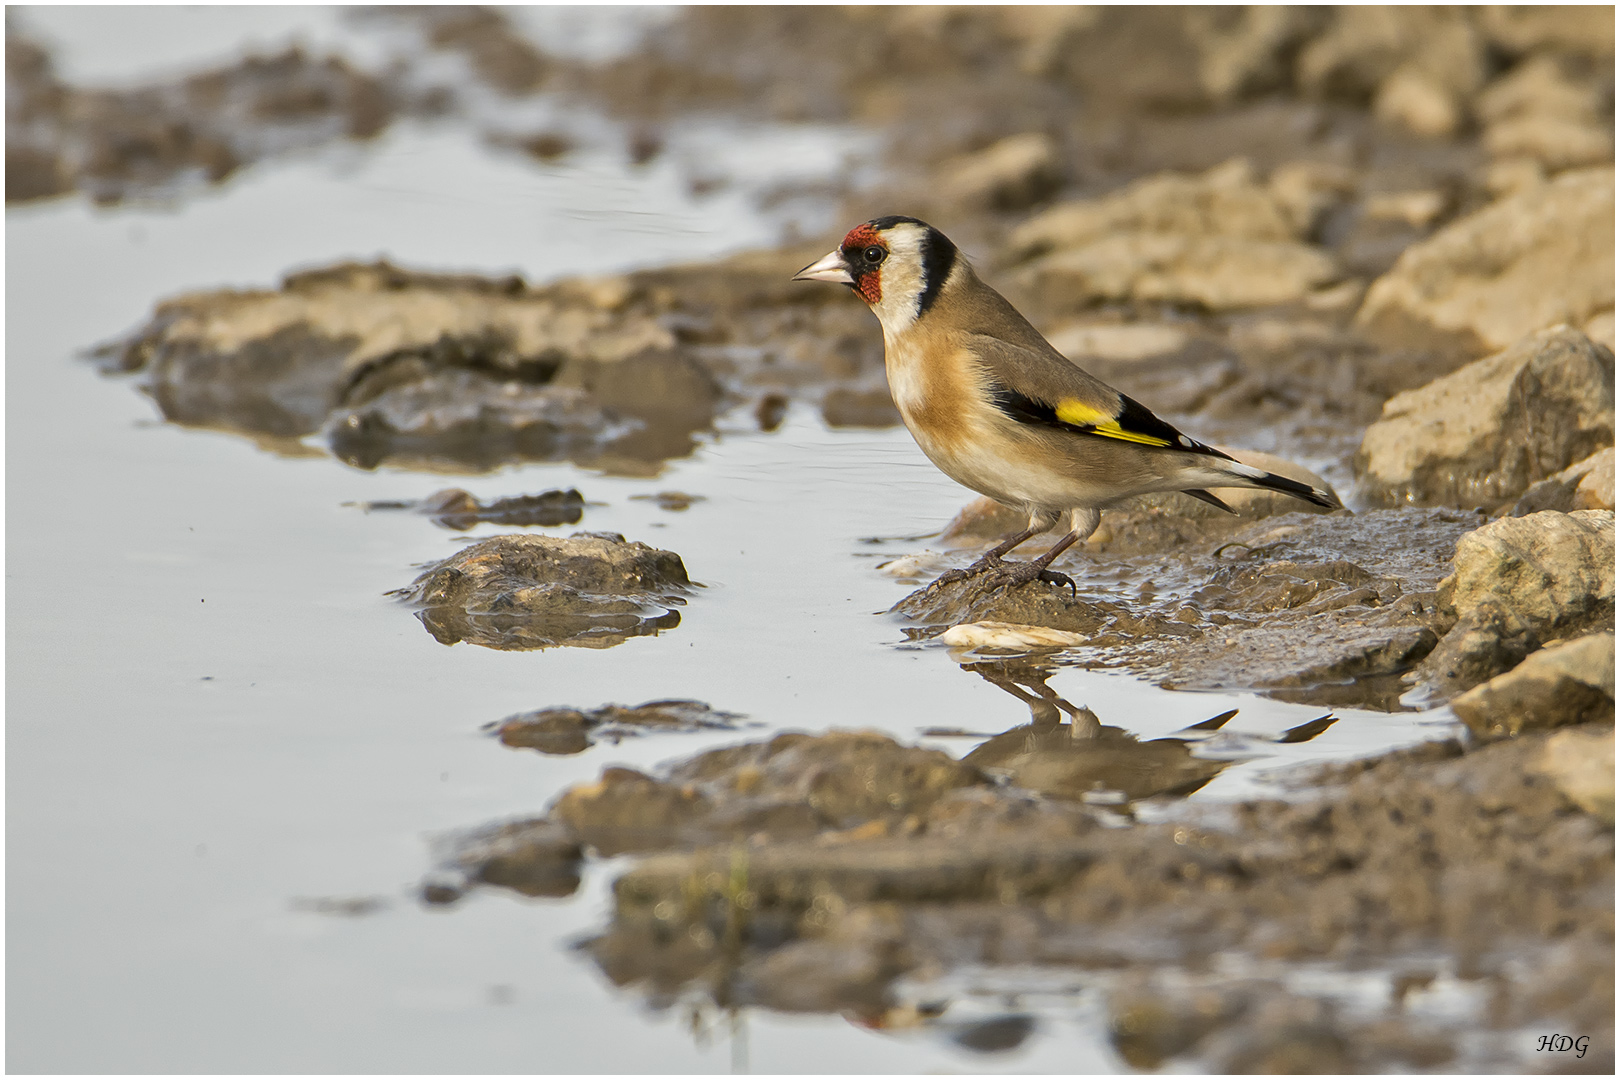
863 245 886 265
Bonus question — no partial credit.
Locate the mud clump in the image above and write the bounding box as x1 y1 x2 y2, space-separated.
395 531 691 651
491 699 748 756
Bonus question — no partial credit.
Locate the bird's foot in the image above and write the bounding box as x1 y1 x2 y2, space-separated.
926 553 1005 591
984 560 1076 595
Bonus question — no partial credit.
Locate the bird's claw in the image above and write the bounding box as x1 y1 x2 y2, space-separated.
926 558 1075 596
989 561 1075 594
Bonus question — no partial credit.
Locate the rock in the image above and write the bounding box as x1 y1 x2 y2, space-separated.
1512 448 1617 516
1410 599 1542 702
1440 511 1615 640
1187 6 1324 103
1008 159 1300 257
938 132 1063 211
1354 326 1615 508
1415 510 1616 695
1044 322 1192 363
395 532 690 651
1296 7 1486 111
1019 234 1340 312
1477 56 1615 171
1450 634 1615 741
1354 167 1615 360
1586 310 1616 353
493 699 747 755
940 622 1089 652
1007 159 1340 311
6 39 398 206
1477 6 1617 62
1373 64 1465 138
1536 726 1616 824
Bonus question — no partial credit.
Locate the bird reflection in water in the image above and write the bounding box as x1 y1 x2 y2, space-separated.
934 660 1338 805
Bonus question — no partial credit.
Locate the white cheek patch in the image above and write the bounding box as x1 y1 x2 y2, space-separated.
870 225 931 331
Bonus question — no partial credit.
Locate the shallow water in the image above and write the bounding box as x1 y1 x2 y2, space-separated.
7 20 1464 1073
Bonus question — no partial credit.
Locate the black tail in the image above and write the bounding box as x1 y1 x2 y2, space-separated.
1251 471 1341 510
1186 471 1341 512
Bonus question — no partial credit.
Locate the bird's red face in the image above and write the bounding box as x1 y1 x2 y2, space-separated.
837 223 888 305
790 221 893 306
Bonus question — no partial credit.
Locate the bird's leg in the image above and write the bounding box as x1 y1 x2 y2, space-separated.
984 507 1100 594
927 520 1046 590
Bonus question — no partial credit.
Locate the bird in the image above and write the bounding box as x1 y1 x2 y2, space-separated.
792 215 1340 592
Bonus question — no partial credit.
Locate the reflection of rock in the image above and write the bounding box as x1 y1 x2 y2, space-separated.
1354 327 1615 509
423 818 583 904
358 487 585 530
1354 168 1615 361
550 731 988 856
1450 633 1615 742
493 699 747 756
396 532 691 651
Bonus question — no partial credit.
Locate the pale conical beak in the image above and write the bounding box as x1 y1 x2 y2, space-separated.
792 249 854 284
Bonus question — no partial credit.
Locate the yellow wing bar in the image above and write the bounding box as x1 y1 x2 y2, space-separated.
1054 398 1172 447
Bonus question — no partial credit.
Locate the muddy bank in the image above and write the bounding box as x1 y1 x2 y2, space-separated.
884 498 1478 710
431 701 1611 1071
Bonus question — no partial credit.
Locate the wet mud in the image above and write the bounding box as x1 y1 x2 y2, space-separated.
430 683 1610 1071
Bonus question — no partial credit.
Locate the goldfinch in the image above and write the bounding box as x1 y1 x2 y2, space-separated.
793 216 1339 590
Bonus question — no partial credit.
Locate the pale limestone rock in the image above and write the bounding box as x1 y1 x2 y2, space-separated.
939 132 1062 211
1354 167 1614 358
1441 510 1615 639
1451 633 1615 741
1354 326 1615 508
1536 725 1615 824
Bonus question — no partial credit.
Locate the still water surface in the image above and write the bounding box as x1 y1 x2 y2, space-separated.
7 20 1459 1072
